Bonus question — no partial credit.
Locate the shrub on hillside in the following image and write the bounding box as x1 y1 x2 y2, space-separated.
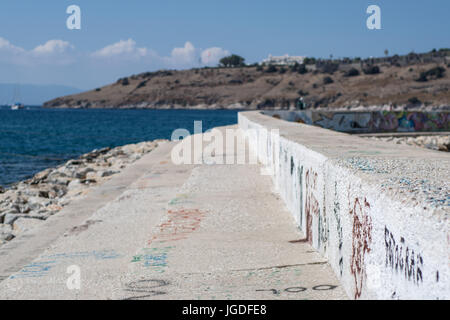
297 64 308 74
289 63 299 72
363 65 381 75
416 66 446 82
120 78 130 85
136 80 147 89
426 66 445 79
323 76 334 85
289 63 307 74
265 65 278 73
303 57 316 65
320 62 339 74
345 68 360 77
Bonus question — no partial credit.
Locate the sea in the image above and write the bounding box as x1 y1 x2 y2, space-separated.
0 106 239 187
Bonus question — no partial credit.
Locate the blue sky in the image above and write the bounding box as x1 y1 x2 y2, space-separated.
0 0 448 90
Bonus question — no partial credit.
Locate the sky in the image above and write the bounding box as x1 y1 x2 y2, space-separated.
0 0 449 90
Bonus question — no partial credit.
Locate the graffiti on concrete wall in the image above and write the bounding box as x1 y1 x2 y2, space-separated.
297 165 304 230
305 169 320 244
318 192 329 252
370 111 449 133
333 182 344 277
315 112 372 132
303 168 329 251
270 111 450 133
349 197 373 299
384 226 424 285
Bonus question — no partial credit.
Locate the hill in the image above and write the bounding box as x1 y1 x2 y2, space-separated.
43 51 450 110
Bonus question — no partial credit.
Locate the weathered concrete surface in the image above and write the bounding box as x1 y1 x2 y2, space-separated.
0 127 347 300
239 111 449 299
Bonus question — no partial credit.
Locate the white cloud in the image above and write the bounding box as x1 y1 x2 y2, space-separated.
0 37 230 67
91 39 230 68
32 40 73 55
0 37 25 54
166 41 197 66
0 37 74 65
201 47 230 66
92 39 150 60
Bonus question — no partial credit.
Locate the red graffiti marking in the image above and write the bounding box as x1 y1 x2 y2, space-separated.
148 209 205 246
349 197 372 299
305 169 320 244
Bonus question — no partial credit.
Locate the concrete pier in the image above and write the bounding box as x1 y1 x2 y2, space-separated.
0 127 347 300
0 111 448 300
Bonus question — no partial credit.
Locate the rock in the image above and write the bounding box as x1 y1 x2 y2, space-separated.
46 171 72 186
73 167 94 179
109 148 126 157
27 197 49 211
29 168 53 185
86 171 97 180
99 170 119 178
68 179 83 189
81 147 111 160
12 217 43 236
0 186 4 194
0 224 14 243
438 143 450 152
16 187 40 198
19 205 31 214
96 159 111 167
0 223 12 233
66 159 83 166
54 185 68 197
38 189 50 198
4 213 20 225
2 208 19 216
46 204 63 213
81 179 96 185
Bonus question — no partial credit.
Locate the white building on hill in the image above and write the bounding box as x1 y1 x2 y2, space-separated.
260 54 305 66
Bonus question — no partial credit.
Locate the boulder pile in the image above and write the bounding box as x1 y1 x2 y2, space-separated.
365 134 450 152
0 140 164 246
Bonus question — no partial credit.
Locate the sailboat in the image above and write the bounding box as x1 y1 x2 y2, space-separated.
10 85 24 110
11 102 24 110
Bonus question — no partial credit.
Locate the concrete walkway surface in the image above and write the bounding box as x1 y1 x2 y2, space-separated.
0 126 348 300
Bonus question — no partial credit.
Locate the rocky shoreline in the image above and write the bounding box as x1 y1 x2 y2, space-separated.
364 134 450 152
0 140 165 246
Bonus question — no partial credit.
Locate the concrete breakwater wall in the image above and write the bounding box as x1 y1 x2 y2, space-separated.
263 110 449 134
239 111 449 299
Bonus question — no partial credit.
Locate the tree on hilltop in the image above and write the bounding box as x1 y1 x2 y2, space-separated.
219 54 246 67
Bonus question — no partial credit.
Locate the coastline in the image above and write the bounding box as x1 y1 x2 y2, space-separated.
0 139 167 246
42 102 450 112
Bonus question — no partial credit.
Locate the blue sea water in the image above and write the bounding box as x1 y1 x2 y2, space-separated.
0 106 239 187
